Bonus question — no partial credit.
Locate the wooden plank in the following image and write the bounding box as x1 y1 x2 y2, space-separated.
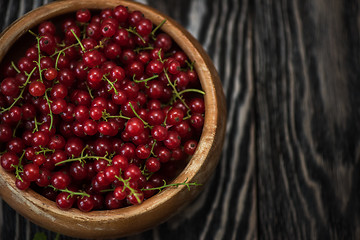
254 0 360 239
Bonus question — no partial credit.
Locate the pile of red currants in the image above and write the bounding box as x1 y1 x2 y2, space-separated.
0 5 205 212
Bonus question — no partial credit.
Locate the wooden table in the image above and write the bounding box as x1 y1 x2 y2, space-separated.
1 0 359 239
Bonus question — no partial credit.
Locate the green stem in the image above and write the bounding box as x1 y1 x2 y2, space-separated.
141 178 201 192
80 145 89 158
71 29 85 52
128 102 152 129
28 29 37 38
86 83 94 99
43 88 54 130
126 27 145 44
102 75 118 95
132 74 158 84
102 111 130 121
49 185 90 198
185 60 195 71
32 117 44 133
183 112 192 120
93 38 108 50
12 120 21 137
55 154 112 166
151 19 167 39
29 30 54 130
100 188 115 193
50 43 79 58
0 66 36 113
36 147 55 155
115 175 141 203
11 61 20 74
55 53 62 71
52 43 79 71
163 69 190 110
34 34 44 83
150 140 157 157
163 106 172 126
14 150 26 181
134 46 154 54
157 49 164 63
178 88 205 96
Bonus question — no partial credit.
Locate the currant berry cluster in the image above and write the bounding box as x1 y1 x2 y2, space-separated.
0 5 205 212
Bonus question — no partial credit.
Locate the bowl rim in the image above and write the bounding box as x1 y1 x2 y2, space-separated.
0 0 226 238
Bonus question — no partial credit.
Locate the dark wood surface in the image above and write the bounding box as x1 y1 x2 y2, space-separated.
0 0 359 239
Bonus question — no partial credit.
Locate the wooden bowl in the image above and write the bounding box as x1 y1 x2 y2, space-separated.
0 0 226 238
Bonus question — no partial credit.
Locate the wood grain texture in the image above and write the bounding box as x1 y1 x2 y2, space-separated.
254 0 360 239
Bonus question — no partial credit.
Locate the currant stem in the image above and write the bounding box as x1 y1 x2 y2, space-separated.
11 61 20 74
55 154 112 166
150 140 157 157
43 88 54 130
32 117 44 133
185 60 195 71
126 27 146 44
100 188 114 193
51 43 79 58
102 75 118 95
86 83 94 99
52 43 79 70
0 66 36 114
151 19 166 39
132 74 158 84
178 88 205 96
183 110 192 120
71 29 85 52
102 111 130 121
28 30 38 38
80 145 89 158
163 69 190 110
134 46 154 54
34 33 44 83
115 175 141 203
141 178 201 192
140 163 151 178
36 147 55 155
128 102 152 129
157 48 165 62
55 53 63 71
48 185 90 198
159 50 191 110
56 42 66 48
12 120 21 137
163 106 172 126
93 38 108 50
14 150 26 182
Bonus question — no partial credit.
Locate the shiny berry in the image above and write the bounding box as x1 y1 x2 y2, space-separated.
51 171 71 189
56 192 75 210
77 196 95 212
1 77 19 96
23 163 40 182
146 157 161 172
125 117 144 137
76 9 91 23
1 152 19 171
